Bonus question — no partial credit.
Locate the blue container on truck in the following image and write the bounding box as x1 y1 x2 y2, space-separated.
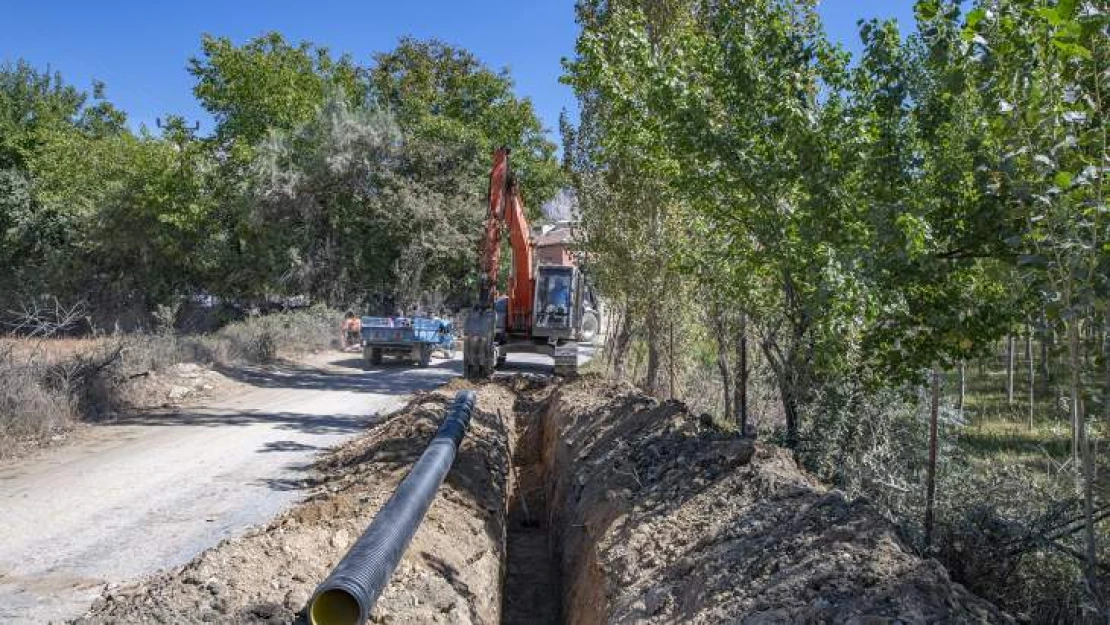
360 317 456 367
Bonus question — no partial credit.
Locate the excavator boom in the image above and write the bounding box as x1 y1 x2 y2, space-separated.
477 150 508 308
504 171 535 335
475 148 535 333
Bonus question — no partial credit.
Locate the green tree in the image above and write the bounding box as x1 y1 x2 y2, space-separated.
0 60 122 170
250 92 482 309
190 32 366 149
965 0 1107 611
371 37 563 210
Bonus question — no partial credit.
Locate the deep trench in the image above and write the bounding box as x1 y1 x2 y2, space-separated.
500 392 562 625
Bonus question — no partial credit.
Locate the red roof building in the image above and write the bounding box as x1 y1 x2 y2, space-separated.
534 225 574 266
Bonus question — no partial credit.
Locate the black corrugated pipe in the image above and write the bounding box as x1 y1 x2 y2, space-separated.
308 390 478 625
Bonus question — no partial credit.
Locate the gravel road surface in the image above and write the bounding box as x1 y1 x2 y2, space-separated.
0 352 462 624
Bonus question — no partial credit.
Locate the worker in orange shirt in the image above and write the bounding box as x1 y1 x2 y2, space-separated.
341 311 362 350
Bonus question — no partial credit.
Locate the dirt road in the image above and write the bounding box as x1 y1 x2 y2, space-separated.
0 352 465 624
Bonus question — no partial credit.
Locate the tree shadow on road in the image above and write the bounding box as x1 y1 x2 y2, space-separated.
104 408 377 436
258 440 320 453
211 358 460 395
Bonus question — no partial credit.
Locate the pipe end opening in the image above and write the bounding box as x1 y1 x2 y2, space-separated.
310 589 361 625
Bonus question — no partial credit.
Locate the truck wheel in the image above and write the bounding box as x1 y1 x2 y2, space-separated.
418 346 432 368
369 348 383 366
580 310 599 343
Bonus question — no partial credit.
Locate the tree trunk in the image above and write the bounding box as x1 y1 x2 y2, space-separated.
761 338 798 448
603 307 618 368
667 321 677 400
611 308 634 380
957 361 966 418
644 308 662 397
712 312 732 422
1071 323 1101 612
924 368 940 553
1105 309 1110 423
776 273 808 448
780 380 799 448
1099 311 1110 616
1080 416 1101 615
1069 322 1081 467
1026 330 1035 430
1006 334 1015 405
734 313 749 434
1040 311 1052 390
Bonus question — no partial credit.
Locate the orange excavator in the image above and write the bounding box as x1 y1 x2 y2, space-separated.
463 148 587 378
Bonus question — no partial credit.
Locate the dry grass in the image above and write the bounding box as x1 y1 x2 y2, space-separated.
0 307 338 455
0 357 77 440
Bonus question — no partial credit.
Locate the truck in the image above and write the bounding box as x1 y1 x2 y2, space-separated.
360 317 456 368
463 148 594 379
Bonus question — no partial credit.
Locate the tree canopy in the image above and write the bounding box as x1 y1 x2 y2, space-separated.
0 34 563 325
564 1 1107 617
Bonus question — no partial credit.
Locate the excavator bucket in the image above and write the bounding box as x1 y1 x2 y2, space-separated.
463 309 497 379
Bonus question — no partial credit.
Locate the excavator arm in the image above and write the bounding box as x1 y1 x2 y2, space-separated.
466 148 536 378
475 148 535 332
504 169 535 335
477 149 508 309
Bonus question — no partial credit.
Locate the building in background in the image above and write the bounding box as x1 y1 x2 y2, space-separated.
534 224 574 266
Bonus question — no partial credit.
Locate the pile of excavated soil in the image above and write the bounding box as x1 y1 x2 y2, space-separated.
544 375 1012 624
75 379 515 625
75 372 1010 625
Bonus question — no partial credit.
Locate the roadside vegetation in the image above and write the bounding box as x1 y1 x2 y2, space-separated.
564 0 1107 620
0 33 561 446
0 35 562 330
0 307 335 453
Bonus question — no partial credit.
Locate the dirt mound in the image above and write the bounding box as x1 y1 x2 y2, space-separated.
544 374 1012 624
75 381 514 625
74 372 1009 624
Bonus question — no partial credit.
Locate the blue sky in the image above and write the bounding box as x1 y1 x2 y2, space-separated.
1 1 917 140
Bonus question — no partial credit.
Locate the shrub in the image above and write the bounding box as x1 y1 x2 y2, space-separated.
794 374 1106 622
0 307 339 451
0 358 77 441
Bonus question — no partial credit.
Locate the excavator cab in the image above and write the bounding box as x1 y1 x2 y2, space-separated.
532 265 579 340
531 265 582 375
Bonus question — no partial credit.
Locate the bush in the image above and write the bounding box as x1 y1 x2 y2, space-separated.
116 306 336 371
793 374 1106 622
0 357 77 440
0 307 339 451
211 307 334 363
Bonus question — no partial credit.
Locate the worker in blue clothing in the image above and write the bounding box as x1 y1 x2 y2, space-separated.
547 276 571 313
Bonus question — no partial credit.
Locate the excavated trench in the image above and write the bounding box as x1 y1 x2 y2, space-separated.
500 375 1009 624
77 375 1012 625
500 386 561 624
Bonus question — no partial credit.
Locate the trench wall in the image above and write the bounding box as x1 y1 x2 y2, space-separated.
541 375 1011 624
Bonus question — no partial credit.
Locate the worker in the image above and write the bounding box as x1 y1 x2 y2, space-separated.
341 311 361 349
548 278 571 312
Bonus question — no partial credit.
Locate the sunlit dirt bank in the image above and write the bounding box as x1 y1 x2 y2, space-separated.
76 374 1010 624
